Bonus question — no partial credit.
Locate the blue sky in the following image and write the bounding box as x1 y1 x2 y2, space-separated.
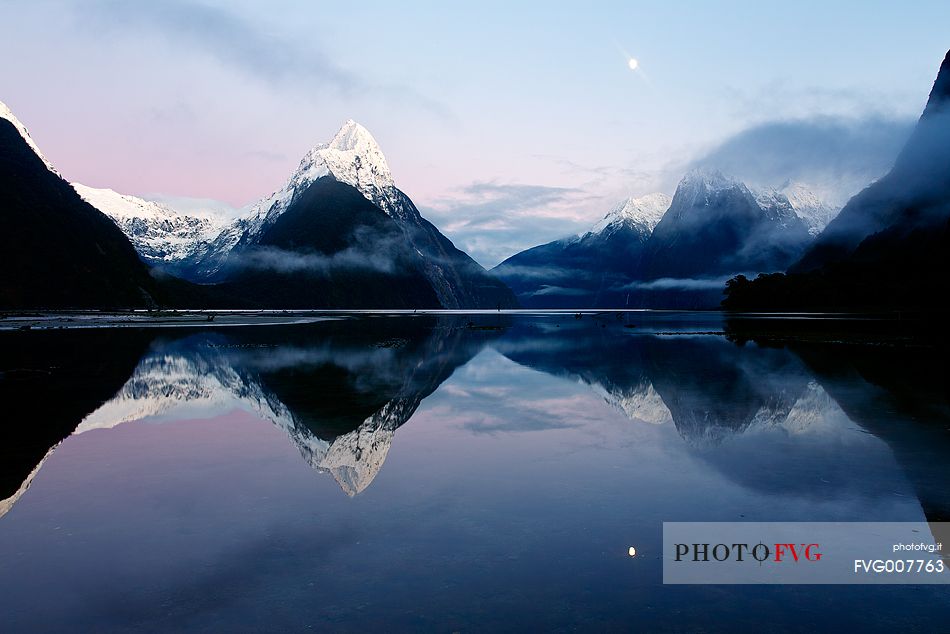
1 0 948 265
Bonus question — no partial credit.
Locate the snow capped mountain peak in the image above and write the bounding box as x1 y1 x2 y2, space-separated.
679 167 743 194
286 119 393 205
668 168 751 217
318 118 394 195
777 181 840 235
587 193 671 236
242 119 396 236
0 100 59 175
328 119 379 154
674 169 840 236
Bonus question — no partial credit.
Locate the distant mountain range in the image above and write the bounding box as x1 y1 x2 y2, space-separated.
723 49 950 311
0 108 515 309
492 193 670 307
494 170 832 308
4 47 948 312
71 184 231 265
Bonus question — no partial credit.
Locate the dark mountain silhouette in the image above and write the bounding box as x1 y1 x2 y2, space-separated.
217 178 442 308
215 177 518 309
0 117 168 309
0 328 154 501
723 49 950 311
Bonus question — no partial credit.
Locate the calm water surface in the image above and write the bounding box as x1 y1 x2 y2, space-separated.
0 313 948 632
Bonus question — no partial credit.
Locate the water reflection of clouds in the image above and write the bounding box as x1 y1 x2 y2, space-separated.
427 350 629 435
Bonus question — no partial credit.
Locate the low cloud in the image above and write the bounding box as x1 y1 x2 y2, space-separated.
229 246 397 275
491 263 588 282
689 116 914 206
226 226 410 275
618 276 737 292
530 285 589 297
721 80 919 124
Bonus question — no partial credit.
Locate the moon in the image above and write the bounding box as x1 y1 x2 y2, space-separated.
627 58 639 71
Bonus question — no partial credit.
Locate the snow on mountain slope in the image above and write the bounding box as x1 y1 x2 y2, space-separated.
642 168 814 284
52 120 400 278
0 100 59 175
653 168 760 234
585 193 671 238
754 182 840 236
72 184 229 263
776 182 840 236
656 168 758 227
75 348 298 434
591 381 673 425
752 188 802 229
0 442 60 521
671 169 837 237
244 119 396 233
741 382 860 440
316 119 395 200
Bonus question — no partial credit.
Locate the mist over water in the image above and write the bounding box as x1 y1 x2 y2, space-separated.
0 314 948 631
